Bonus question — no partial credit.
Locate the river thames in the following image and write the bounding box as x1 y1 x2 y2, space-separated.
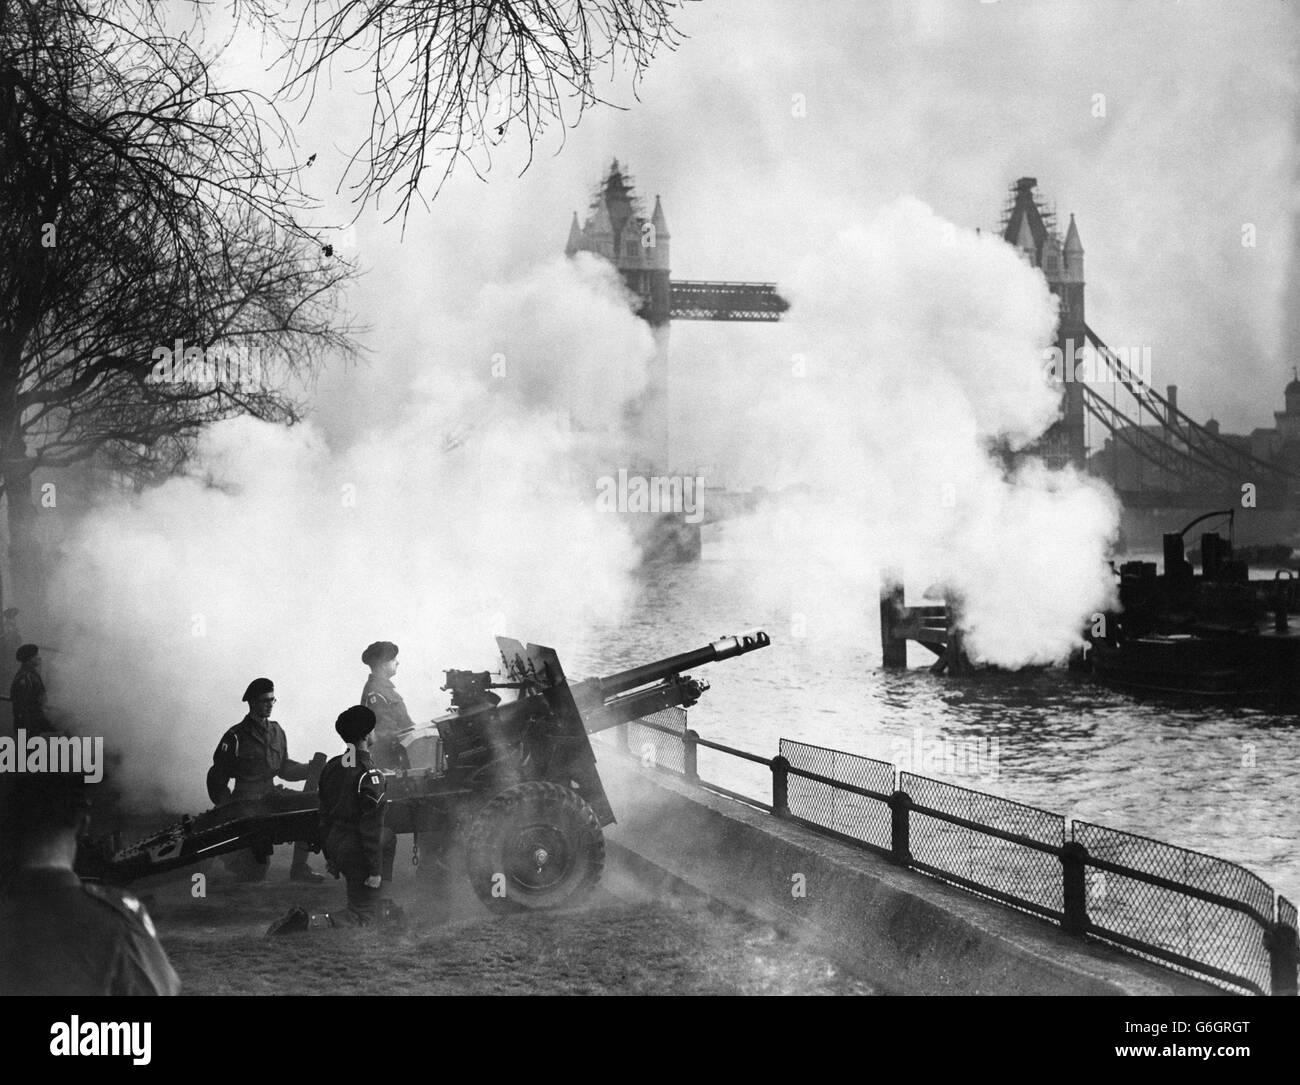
575 542 1300 907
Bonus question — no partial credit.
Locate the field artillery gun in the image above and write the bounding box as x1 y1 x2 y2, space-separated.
80 631 770 912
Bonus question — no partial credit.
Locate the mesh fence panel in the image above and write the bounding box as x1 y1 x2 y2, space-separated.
595 718 1287 995
1072 821 1274 994
780 739 893 851
901 772 1065 918
625 707 688 775
1281 896 1299 996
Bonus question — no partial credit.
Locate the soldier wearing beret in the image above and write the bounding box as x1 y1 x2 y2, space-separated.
10 643 50 736
207 678 326 883
0 772 180 995
267 705 398 934
360 641 415 771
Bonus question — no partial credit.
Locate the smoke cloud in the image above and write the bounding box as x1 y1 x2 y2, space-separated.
46 255 654 810
43 204 1120 809
669 197 1120 665
49 197 1123 812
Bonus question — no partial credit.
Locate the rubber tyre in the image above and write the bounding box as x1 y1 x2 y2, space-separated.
464 782 604 914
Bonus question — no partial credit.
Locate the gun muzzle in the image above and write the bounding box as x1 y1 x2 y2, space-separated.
707 630 770 660
594 630 771 698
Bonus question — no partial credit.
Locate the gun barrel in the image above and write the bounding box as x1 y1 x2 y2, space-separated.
595 630 770 697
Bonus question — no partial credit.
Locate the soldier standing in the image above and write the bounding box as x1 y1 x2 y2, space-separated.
207 677 326 883
360 641 415 770
10 643 49 735
266 705 398 934
0 772 181 995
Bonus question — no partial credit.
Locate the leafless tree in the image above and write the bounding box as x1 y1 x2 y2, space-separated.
0 0 358 612
0 0 686 611
276 0 691 220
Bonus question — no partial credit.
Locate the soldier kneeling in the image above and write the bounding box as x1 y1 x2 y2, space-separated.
267 706 399 934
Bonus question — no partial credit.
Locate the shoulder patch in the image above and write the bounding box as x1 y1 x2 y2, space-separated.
82 883 157 936
357 769 386 805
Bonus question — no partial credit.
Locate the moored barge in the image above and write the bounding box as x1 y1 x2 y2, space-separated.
1082 511 1300 709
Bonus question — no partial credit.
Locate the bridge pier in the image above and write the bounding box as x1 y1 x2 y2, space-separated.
879 576 961 671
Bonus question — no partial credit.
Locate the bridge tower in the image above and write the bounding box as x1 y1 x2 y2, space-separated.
566 161 674 469
566 160 673 326
566 160 788 474
1001 177 1087 469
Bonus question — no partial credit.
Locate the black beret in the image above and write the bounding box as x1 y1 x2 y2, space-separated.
361 641 398 667
16 643 38 663
242 677 275 703
335 705 376 743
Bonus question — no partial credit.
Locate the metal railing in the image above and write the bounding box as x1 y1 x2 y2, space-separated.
602 712 1299 996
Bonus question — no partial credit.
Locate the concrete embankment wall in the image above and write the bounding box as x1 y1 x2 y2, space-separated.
599 754 1221 996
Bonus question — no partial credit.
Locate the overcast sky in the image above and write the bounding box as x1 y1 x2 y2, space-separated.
207 0 1299 452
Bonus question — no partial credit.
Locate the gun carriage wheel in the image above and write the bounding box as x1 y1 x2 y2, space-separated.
463 782 604 913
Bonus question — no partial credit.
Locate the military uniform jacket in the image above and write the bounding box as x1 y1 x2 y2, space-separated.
318 750 387 878
361 674 415 739
10 664 47 733
207 714 311 805
0 868 181 995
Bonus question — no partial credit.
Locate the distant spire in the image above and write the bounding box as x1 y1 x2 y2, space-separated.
1061 212 1085 282
651 194 670 239
565 211 583 256
646 194 670 271
1063 213 1083 254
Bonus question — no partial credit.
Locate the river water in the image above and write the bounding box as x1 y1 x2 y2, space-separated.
573 541 1300 908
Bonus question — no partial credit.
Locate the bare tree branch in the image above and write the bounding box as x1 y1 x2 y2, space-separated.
274 0 691 223
0 0 361 607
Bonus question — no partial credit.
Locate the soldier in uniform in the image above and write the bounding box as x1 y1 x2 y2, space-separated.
360 641 415 770
267 705 398 934
0 771 181 995
207 677 326 883
10 643 49 735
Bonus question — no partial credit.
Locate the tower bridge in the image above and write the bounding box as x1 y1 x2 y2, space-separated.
563 164 1300 556
564 161 790 558
1002 176 1300 545
564 159 789 330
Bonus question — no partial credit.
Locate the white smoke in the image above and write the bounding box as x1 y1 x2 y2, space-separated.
670 197 1121 665
46 255 654 811
44 199 1121 812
